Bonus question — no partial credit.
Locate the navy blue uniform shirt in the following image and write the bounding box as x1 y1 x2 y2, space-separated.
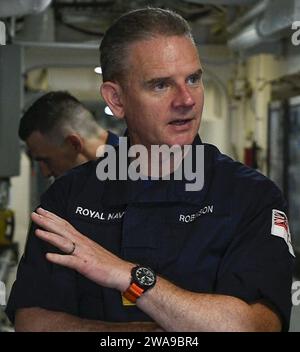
6 135 294 330
106 130 119 147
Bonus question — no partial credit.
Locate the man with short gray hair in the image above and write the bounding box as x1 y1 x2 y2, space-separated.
7 8 294 332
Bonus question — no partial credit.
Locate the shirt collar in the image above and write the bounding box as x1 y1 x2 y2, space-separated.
101 135 216 206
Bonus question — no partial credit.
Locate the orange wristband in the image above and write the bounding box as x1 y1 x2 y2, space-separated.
123 283 145 303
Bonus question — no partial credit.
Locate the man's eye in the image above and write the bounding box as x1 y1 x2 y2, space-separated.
154 82 168 91
187 75 201 85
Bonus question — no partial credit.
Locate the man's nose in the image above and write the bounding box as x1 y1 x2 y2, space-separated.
39 161 52 178
172 85 195 109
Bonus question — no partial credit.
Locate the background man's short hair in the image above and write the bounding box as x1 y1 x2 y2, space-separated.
19 91 100 143
100 7 194 84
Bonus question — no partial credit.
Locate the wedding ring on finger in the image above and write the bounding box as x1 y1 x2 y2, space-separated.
66 241 76 255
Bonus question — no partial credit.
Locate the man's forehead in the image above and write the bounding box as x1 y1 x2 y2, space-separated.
26 130 52 145
130 34 197 52
26 131 53 158
128 36 202 81
129 36 200 67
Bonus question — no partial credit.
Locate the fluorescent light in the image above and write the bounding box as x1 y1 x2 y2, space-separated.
94 66 102 74
104 106 113 116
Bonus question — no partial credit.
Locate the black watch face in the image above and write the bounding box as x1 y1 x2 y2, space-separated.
135 267 156 288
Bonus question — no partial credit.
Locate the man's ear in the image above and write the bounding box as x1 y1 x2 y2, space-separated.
65 134 84 153
100 81 125 119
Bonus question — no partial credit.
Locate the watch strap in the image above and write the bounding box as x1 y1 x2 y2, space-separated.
123 282 145 303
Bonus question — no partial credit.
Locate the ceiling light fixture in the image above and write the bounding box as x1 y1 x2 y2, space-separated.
94 66 102 74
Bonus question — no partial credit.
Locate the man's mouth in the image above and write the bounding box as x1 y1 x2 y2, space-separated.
168 118 193 126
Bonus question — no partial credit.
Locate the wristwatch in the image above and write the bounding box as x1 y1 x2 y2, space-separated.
123 265 156 303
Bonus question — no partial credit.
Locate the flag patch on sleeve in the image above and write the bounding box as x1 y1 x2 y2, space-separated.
271 209 295 257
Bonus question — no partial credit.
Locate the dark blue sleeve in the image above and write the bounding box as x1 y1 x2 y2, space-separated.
5 178 79 323
215 181 295 331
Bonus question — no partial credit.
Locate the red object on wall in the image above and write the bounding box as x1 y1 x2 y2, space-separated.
244 147 254 167
244 142 258 168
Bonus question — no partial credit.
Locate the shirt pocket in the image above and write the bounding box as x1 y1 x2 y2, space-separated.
158 204 231 292
121 205 160 269
68 205 126 255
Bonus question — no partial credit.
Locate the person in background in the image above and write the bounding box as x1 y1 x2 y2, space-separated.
7 8 294 332
18 91 119 179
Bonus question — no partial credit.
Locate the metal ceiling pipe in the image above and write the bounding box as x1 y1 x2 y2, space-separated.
228 22 264 51
257 0 300 37
0 0 52 18
17 7 55 42
227 0 269 34
228 0 300 51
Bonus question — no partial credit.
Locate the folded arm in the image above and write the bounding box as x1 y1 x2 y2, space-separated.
15 307 160 332
136 277 281 331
